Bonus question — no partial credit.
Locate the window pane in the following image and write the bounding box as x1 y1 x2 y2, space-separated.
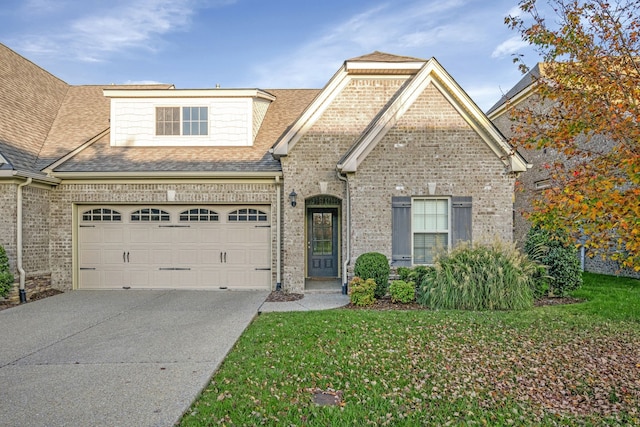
414 233 448 264
156 107 180 135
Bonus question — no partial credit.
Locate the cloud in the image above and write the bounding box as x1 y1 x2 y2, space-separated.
249 0 481 88
491 35 529 58
15 0 235 62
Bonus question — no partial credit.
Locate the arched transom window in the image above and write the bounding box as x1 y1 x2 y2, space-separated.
228 208 268 222
82 208 122 221
179 208 219 222
130 208 170 222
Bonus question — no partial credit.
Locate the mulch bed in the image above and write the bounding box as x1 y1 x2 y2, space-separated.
0 289 63 311
266 291 582 310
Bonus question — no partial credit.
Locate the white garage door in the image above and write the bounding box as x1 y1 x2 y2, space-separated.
78 205 271 290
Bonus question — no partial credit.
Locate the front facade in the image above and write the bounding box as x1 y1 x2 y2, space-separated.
0 44 527 300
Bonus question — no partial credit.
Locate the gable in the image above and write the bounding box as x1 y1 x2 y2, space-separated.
337 58 529 174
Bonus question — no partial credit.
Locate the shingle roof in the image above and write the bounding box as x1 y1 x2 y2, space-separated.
53 89 320 173
347 51 425 63
0 43 68 172
486 63 541 115
37 84 172 171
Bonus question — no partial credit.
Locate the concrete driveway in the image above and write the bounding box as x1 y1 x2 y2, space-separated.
0 289 267 427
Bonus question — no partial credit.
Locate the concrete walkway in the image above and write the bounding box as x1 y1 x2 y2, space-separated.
259 293 350 313
0 290 267 427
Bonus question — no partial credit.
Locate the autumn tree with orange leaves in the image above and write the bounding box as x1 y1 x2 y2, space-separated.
505 0 640 271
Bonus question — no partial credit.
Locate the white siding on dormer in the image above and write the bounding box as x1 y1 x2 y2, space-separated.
109 97 254 147
252 98 271 142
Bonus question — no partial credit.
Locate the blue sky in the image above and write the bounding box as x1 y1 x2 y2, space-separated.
0 0 540 111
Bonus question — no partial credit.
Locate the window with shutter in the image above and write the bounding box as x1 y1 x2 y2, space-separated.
391 196 472 266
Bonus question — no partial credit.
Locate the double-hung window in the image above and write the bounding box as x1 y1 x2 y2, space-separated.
412 198 449 264
392 196 472 266
156 106 208 136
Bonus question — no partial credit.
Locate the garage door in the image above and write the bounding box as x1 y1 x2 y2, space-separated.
78 205 271 290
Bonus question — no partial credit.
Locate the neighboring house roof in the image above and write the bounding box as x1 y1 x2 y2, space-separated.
52 88 319 175
486 64 542 117
0 43 68 173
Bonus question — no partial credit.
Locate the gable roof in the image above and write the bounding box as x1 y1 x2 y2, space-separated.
271 52 425 157
347 51 425 63
273 52 529 173
0 43 69 173
339 57 529 173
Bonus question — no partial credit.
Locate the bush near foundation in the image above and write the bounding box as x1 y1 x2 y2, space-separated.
389 280 416 303
354 252 390 298
348 277 376 307
0 246 14 298
417 241 537 310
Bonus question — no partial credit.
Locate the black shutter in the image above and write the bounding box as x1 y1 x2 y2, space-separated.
452 196 472 246
392 196 412 266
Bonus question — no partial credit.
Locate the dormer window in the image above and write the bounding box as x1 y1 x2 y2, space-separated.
156 106 208 136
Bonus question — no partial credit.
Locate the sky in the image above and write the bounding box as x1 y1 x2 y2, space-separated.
0 0 542 111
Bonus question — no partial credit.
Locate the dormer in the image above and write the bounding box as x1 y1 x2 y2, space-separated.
103 88 276 147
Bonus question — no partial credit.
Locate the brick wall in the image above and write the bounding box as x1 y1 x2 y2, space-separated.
23 185 50 274
0 183 17 273
281 77 408 292
49 181 278 290
351 85 515 260
281 76 517 291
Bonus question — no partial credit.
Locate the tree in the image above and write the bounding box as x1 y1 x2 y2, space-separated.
505 0 640 271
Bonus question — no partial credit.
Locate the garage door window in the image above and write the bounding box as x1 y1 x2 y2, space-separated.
228 208 267 222
179 208 219 222
131 208 170 222
82 208 122 221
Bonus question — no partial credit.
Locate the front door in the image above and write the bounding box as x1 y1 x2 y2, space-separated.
307 208 339 277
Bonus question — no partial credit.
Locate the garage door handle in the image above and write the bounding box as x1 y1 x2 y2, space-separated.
127 252 130 263
224 252 227 263
123 251 126 263
220 252 223 263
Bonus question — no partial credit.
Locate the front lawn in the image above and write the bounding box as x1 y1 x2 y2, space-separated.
180 273 640 426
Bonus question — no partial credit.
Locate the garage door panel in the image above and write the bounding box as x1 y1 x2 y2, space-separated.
78 205 270 290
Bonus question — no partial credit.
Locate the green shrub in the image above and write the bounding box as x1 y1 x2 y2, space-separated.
389 280 416 303
416 241 537 310
0 245 14 298
354 252 390 298
396 267 412 282
349 277 376 307
524 225 582 296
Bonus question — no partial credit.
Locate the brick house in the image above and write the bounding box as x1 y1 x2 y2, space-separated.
488 64 639 279
0 44 528 300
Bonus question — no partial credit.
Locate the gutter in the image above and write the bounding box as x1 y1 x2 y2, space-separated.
17 177 32 303
275 176 282 290
0 169 61 185
336 170 350 295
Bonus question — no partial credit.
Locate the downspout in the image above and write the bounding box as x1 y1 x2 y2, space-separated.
336 171 350 295
17 177 32 303
275 176 282 290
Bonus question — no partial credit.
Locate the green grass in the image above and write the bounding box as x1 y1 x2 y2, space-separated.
180 273 640 426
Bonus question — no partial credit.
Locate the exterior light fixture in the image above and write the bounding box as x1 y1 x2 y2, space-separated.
289 190 297 207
